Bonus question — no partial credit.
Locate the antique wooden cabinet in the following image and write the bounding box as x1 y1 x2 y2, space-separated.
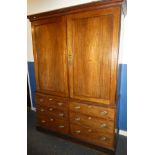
28 0 126 152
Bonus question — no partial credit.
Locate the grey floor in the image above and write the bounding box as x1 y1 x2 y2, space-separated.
27 110 127 155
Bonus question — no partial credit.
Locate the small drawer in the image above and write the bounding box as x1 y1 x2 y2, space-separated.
70 124 114 148
48 107 68 120
70 102 115 121
36 93 47 106
47 96 68 109
37 115 50 129
49 117 69 134
70 112 114 134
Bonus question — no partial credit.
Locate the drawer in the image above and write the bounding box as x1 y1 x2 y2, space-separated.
36 93 68 109
49 117 69 134
46 96 68 109
36 93 47 105
70 124 114 148
37 114 50 129
70 102 115 121
70 112 114 134
37 105 68 120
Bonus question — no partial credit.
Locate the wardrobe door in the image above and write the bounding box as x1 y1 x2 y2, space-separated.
32 16 69 97
67 7 121 104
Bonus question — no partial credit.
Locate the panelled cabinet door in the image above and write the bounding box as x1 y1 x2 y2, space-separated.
31 16 69 97
67 7 121 104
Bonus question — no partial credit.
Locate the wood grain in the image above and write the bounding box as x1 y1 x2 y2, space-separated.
32 17 69 97
67 7 121 104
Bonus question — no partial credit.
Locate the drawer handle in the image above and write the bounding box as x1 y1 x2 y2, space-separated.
40 108 45 112
75 130 81 134
59 113 64 117
49 108 53 111
75 117 81 121
100 111 108 116
58 125 64 128
75 106 80 109
100 137 107 141
57 102 63 106
41 120 46 123
88 117 92 120
49 98 53 101
88 129 92 133
39 98 44 102
100 123 107 128
50 118 54 122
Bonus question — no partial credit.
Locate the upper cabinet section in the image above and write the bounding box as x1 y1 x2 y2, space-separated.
67 7 121 104
31 17 69 97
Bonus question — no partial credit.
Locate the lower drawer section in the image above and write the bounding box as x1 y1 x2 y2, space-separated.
37 115 69 134
70 123 114 148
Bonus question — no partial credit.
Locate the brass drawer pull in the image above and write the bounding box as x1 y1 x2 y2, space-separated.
100 137 107 141
75 117 81 121
58 125 64 128
59 113 64 117
50 118 54 122
88 117 92 120
75 130 81 134
100 123 107 128
49 98 53 101
88 129 92 132
41 120 46 123
49 108 53 111
100 111 108 116
57 102 63 106
75 106 80 109
39 98 44 102
40 108 45 112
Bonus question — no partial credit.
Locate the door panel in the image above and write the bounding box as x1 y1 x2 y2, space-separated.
67 7 121 104
32 17 69 97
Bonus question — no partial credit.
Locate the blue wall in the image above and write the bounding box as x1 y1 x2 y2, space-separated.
117 64 127 131
28 62 36 107
27 62 127 131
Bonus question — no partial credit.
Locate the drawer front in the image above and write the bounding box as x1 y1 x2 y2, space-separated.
37 113 69 134
37 105 68 120
70 124 114 148
36 93 47 105
47 96 68 109
49 117 69 134
37 114 50 129
70 112 114 134
36 93 68 109
70 102 115 121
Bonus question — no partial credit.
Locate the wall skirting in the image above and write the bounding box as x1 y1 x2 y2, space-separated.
119 130 127 136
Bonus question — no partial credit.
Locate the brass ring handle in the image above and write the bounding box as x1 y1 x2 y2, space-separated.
88 117 92 120
57 102 63 106
75 106 80 109
75 130 81 134
49 108 53 111
100 111 108 116
41 120 46 123
75 117 81 121
40 108 45 112
50 118 54 121
39 98 44 102
58 125 64 128
100 123 107 128
88 129 92 132
49 98 53 101
59 113 64 117
100 137 107 141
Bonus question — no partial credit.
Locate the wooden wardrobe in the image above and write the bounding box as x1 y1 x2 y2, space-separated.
28 0 126 152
